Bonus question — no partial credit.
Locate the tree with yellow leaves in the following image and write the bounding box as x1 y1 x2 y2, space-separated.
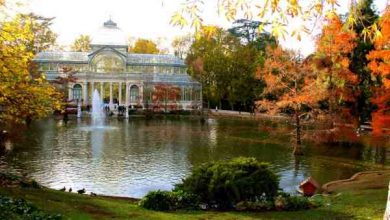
129 39 160 54
71 35 91 52
0 13 62 126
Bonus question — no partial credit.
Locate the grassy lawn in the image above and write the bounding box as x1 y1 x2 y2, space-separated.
0 186 387 220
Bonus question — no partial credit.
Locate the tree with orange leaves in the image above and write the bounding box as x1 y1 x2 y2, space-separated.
257 46 325 155
367 6 390 136
315 12 358 126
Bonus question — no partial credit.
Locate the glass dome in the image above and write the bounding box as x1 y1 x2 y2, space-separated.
91 19 127 46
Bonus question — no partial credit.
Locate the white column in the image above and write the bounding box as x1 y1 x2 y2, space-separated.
125 83 129 106
83 82 88 106
190 88 193 104
118 82 122 105
125 83 129 118
91 82 94 96
182 86 185 101
200 86 203 110
100 82 104 102
140 84 144 109
109 82 113 110
68 85 72 101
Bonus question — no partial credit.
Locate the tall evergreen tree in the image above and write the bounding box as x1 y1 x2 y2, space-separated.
348 0 378 123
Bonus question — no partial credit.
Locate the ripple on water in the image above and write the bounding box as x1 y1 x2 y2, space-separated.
3 118 388 198
78 126 119 131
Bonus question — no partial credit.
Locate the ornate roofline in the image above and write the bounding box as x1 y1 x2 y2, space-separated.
88 46 127 59
103 19 117 27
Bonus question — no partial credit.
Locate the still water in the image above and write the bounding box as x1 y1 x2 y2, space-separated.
1 117 389 198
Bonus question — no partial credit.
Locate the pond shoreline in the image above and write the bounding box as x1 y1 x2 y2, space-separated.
52 169 390 200
322 170 390 193
2 169 388 202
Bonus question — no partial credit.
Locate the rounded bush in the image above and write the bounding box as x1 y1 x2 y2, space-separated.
139 190 176 211
235 200 274 211
274 194 312 211
176 157 279 209
170 190 200 210
140 190 200 211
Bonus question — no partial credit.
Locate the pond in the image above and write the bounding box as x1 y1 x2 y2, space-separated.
1 117 389 198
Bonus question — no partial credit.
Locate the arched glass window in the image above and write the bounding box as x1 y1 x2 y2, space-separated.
72 84 82 100
130 85 139 102
91 52 125 73
182 87 192 101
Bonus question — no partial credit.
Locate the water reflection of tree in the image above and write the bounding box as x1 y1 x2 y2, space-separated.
293 155 301 177
186 119 293 170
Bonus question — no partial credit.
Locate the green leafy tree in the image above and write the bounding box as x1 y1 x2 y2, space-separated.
187 25 268 111
228 19 277 51
71 34 91 52
228 19 264 43
186 26 236 109
227 43 264 112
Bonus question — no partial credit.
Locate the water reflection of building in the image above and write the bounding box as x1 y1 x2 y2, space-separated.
34 19 202 113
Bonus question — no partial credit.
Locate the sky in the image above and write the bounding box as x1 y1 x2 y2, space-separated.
16 0 389 56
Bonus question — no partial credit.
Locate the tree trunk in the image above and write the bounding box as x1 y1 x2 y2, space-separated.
293 112 303 155
25 117 32 126
0 131 8 156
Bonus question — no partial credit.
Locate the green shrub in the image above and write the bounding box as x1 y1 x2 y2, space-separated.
176 157 279 209
235 194 313 212
286 195 311 210
0 195 62 219
235 200 274 211
274 194 313 211
139 190 176 211
171 190 200 210
309 194 325 208
20 179 41 189
140 190 200 211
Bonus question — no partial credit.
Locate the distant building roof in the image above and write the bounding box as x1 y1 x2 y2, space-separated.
91 19 127 46
35 51 89 63
126 54 185 66
34 51 185 66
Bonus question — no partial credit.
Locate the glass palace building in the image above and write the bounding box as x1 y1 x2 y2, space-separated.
34 19 202 112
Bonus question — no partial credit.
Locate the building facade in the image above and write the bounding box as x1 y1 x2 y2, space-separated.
34 19 202 112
